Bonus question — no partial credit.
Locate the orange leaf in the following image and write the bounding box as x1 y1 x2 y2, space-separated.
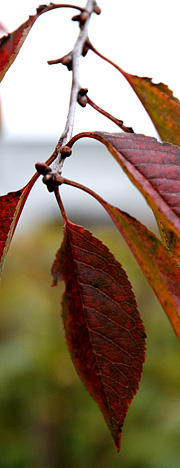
101 201 180 341
89 45 180 146
122 73 180 147
51 219 146 450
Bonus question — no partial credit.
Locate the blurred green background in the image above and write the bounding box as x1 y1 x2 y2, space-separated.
1 220 180 468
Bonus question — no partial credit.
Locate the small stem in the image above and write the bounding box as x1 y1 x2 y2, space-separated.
87 96 122 127
88 41 127 77
54 187 67 223
67 131 90 148
43 4 87 13
56 174 105 208
27 143 60 190
87 41 140 102
86 96 134 133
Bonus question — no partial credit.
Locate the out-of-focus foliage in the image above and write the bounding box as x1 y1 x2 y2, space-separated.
1 221 180 468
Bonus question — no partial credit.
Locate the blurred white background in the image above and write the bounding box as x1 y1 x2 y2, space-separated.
0 1 180 229
1 0 180 139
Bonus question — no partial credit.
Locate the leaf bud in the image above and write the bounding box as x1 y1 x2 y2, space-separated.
79 87 88 96
78 88 88 107
35 162 51 175
42 173 55 192
36 5 47 14
61 53 73 71
78 94 88 107
93 4 101 15
82 40 91 57
72 11 89 28
52 174 64 185
60 146 72 159
80 11 89 23
71 14 81 22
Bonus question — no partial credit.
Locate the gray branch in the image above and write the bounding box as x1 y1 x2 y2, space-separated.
53 0 95 172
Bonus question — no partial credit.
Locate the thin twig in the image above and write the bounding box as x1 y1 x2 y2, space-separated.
87 40 127 77
43 4 87 13
86 96 134 133
54 186 67 222
53 173 105 208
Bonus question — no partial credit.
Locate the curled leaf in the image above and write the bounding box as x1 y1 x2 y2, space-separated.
51 219 146 450
89 45 180 146
69 132 180 246
0 146 58 277
0 3 70 81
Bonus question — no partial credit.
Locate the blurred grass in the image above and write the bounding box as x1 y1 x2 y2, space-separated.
1 219 180 468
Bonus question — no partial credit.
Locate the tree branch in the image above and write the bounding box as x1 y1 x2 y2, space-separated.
52 0 96 173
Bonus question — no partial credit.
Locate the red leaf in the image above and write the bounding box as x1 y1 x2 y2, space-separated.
56 175 180 340
0 184 32 276
70 132 180 248
0 146 58 277
0 3 66 81
51 218 146 450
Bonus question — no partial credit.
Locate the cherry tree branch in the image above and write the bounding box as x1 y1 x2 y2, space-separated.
52 0 97 173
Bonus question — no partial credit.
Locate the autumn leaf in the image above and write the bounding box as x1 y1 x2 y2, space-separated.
89 44 180 146
57 172 180 340
51 218 146 450
69 132 180 255
155 219 180 265
0 183 34 276
101 202 180 341
121 73 180 147
0 3 74 81
0 147 59 277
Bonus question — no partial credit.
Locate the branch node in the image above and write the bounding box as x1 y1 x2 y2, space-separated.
61 53 73 70
42 173 56 192
93 3 101 15
72 11 89 28
36 5 47 14
82 39 91 57
78 88 88 107
71 13 81 21
42 171 65 192
35 162 51 175
48 53 72 70
60 145 72 159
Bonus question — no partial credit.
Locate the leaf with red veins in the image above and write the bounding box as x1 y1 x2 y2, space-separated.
0 3 65 81
51 219 146 450
70 132 180 259
94 132 180 258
